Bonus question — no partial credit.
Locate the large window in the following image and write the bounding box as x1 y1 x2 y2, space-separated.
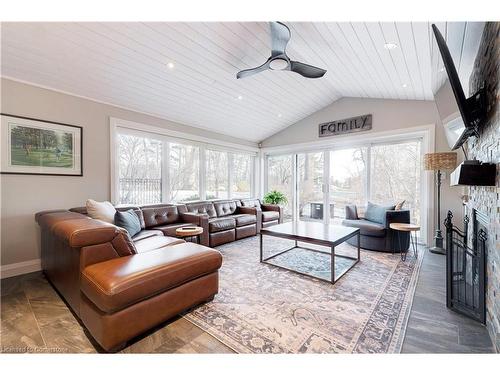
206 149 229 199
265 138 423 229
231 153 253 199
370 140 422 224
298 152 324 221
118 133 163 205
114 125 255 205
267 155 293 222
169 143 199 202
330 147 368 219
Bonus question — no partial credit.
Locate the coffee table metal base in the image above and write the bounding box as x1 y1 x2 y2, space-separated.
260 233 360 284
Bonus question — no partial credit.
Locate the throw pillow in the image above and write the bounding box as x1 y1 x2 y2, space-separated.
114 209 141 237
395 200 406 210
365 202 396 224
86 199 116 223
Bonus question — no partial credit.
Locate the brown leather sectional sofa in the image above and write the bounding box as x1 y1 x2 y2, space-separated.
72 198 282 248
35 198 281 351
35 209 222 352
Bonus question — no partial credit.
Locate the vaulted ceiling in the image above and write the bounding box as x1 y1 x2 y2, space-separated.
0 22 484 142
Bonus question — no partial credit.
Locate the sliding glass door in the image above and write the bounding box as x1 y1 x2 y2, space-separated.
329 147 368 223
265 138 423 229
297 152 325 222
267 155 294 222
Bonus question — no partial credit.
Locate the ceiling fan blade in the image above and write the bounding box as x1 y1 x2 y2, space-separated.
236 60 270 79
290 61 327 78
270 21 291 57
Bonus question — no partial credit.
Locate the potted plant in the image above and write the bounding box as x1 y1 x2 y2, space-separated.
263 190 288 206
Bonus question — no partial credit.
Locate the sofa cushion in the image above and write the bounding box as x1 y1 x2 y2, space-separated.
213 200 239 217
152 222 198 237
86 199 116 224
133 235 185 253
232 214 256 227
142 205 180 228
116 205 146 229
185 202 217 218
81 243 223 313
365 202 395 225
208 217 236 232
114 209 142 237
342 219 386 237
132 230 163 242
262 211 280 222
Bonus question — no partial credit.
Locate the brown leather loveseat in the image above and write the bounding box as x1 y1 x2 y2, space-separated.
183 200 261 247
35 209 222 352
240 198 283 228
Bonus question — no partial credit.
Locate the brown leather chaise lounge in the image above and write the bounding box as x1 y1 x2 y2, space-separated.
35 209 222 352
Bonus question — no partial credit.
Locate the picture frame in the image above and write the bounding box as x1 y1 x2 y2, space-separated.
1 113 83 176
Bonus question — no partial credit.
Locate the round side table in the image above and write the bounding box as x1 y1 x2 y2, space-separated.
176 226 203 244
389 223 420 261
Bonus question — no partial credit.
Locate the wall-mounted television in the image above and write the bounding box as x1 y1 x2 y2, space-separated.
432 24 486 150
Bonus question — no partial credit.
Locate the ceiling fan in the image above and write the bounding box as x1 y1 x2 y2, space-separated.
236 22 327 80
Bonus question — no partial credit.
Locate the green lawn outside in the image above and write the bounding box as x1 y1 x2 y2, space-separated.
11 147 73 168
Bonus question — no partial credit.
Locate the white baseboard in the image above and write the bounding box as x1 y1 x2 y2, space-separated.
1 259 41 279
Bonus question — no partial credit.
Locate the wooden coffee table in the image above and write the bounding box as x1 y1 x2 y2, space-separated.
260 221 360 284
389 223 420 261
176 226 203 244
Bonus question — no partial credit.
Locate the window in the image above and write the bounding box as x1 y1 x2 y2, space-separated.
118 133 162 205
330 147 368 219
370 140 422 224
298 152 324 221
231 153 252 199
169 143 199 202
206 149 229 199
113 122 256 206
267 155 293 222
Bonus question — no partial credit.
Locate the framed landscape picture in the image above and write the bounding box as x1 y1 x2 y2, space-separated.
1 114 82 176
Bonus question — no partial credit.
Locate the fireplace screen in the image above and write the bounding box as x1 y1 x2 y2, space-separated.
444 210 486 323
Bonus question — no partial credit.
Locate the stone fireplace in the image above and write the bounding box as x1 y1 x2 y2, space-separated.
466 22 499 352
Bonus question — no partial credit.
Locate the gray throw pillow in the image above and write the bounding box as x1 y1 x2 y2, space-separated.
365 202 396 224
114 209 141 237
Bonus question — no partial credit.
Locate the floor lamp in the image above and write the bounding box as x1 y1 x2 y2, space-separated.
424 152 457 254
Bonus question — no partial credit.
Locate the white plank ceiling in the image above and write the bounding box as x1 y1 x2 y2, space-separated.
0 22 484 142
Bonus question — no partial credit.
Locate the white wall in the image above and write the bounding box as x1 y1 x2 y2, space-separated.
0 78 256 270
261 96 465 243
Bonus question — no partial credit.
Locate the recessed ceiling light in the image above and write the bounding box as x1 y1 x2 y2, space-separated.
167 62 175 69
439 67 445 72
237 95 243 100
383 43 398 50
402 83 408 88
277 113 282 118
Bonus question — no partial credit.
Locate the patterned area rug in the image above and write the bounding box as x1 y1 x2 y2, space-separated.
184 236 423 353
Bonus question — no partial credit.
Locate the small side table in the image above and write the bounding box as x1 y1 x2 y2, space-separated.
389 223 420 261
176 226 203 244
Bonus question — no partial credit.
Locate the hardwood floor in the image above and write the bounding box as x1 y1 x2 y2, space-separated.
0 249 494 354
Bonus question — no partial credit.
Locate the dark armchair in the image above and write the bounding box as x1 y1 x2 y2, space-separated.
342 204 410 252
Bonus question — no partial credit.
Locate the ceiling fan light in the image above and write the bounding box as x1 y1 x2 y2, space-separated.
269 58 289 70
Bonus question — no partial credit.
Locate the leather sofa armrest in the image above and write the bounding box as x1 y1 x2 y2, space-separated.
180 212 202 225
345 205 359 220
385 210 410 229
261 204 283 223
182 213 210 246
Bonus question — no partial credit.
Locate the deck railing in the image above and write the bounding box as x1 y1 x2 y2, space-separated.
119 178 162 205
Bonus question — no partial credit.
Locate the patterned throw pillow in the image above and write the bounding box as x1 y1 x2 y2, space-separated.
114 209 141 237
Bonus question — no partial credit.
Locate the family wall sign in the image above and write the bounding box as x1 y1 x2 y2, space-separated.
318 114 372 137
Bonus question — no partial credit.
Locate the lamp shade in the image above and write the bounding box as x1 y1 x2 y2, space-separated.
424 152 457 170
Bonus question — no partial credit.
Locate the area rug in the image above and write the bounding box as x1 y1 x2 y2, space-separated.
184 236 423 353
